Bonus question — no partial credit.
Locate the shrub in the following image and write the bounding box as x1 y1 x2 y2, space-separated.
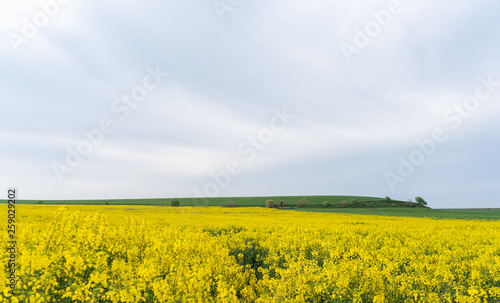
341 200 348 207
105 201 109 205
296 198 309 208
226 201 235 208
38 201 43 204
265 200 275 208
322 201 329 208
279 200 288 207
350 198 358 206
385 196 391 202
170 198 180 207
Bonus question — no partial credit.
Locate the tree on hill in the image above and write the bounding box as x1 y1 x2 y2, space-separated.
415 197 427 207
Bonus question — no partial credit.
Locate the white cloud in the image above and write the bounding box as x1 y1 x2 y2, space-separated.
1 0 499 207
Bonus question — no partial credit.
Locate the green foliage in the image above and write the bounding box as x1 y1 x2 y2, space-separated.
170 198 180 207
385 196 391 201
279 200 288 207
350 198 358 206
341 200 348 207
226 201 236 208
265 200 275 208
415 197 427 207
322 201 330 208
296 198 309 208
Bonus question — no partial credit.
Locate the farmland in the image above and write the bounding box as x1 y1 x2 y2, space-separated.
8 195 500 220
7 195 388 207
296 207 500 220
2 205 500 302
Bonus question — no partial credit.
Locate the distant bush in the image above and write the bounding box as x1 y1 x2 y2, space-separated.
170 198 180 207
341 200 348 207
38 201 43 204
226 201 235 208
279 200 288 207
296 198 309 208
350 198 358 206
322 201 330 208
385 196 391 202
105 201 109 205
265 200 275 208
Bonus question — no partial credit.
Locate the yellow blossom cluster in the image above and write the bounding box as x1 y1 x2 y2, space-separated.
2 205 500 302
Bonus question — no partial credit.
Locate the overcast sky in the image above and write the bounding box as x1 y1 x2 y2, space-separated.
1 0 499 208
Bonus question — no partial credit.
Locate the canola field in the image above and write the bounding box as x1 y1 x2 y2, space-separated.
2 205 500 302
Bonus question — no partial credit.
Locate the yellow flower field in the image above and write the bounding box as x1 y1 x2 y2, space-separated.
2 205 500 302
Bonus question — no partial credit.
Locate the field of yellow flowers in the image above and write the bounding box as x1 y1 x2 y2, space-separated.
2 205 500 302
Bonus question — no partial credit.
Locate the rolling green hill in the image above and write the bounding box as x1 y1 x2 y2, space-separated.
7 195 391 207
6 195 499 220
